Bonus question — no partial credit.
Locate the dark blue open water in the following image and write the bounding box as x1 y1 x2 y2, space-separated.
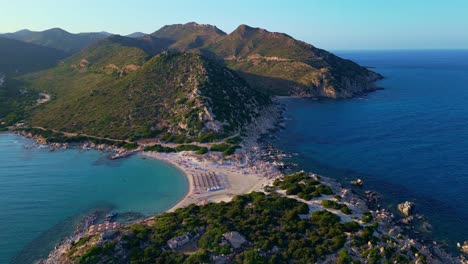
273 50 468 248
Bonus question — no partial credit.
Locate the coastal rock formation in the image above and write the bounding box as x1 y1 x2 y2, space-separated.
398 201 416 217
459 241 468 255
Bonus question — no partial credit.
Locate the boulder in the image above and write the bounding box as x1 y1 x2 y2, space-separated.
398 201 415 217
458 241 468 255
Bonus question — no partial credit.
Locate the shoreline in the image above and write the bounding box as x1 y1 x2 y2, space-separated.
6 99 465 262
141 149 280 213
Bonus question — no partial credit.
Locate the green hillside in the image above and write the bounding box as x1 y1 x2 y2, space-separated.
2 22 382 139
0 37 68 119
2 23 382 98
203 25 382 97
22 47 270 141
0 37 68 76
150 22 226 51
149 23 382 97
1 28 109 53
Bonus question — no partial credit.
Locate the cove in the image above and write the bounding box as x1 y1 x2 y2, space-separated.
0 133 188 263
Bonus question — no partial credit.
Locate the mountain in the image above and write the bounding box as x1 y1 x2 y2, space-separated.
0 37 68 76
174 23 382 97
129 23 380 98
4 22 382 140
0 37 69 119
21 42 270 141
150 22 226 51
0 28 109 53
126 32 147 38
4 23 380 98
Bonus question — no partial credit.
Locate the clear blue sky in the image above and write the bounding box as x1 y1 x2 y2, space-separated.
1 0 467 50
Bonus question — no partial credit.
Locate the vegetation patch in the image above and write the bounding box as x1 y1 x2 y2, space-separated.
71 192 368 263
321 200 352 215
209 143 240 156
274 171 333 199
225 135 242 145
175 144 208 155
361 211 373 224
143 144 176 153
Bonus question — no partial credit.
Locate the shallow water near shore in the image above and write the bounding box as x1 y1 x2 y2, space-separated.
272 50 468 251
0 134 188 263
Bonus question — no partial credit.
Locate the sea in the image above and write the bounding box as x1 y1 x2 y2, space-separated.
272 50 468 250
0 134 188 264
1 50 467 263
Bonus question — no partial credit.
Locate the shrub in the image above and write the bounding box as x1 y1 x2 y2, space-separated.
337 249 352 264
321 200 352 215
225 136 242 144
210 143 231 152
175 144 202 152
222 145 239 156
123 143 138 150
362 211 373 223
143 144 176 153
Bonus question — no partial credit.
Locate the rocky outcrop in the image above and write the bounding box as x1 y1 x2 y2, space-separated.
398 201 416 217
458 241 468 255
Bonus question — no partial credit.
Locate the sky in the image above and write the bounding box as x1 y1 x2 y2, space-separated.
1 0 467 50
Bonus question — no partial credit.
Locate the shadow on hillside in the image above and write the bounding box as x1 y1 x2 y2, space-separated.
236 71 304 96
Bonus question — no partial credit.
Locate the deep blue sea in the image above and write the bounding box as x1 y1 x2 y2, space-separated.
273 50 468 249
0 134 187 264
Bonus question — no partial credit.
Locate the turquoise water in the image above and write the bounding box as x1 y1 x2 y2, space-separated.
272 50 468 249
0 133 188 263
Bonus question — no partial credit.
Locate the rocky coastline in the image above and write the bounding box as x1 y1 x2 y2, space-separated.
8 99 466 263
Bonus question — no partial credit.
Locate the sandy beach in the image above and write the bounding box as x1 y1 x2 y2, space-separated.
141 148 281 212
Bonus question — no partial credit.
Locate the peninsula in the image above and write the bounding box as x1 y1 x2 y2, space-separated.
0 22 465 263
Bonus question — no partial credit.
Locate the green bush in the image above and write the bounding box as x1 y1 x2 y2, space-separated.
123 143 139 150
222 145 240 156
143 144 176 153
321 200 352 215
337 249 352 264
174 144 208 155
195 147 208 155
361 211 373 223
210 143 231 152
225 136 242 144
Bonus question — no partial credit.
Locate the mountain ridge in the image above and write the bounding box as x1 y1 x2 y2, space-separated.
2 22 381 140
0 28 110 53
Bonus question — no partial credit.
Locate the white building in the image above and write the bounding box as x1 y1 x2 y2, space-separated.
167 233 191 249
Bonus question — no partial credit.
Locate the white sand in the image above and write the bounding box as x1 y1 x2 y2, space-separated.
141 151 277 212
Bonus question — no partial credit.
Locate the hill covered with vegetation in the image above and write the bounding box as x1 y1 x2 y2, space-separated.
146 23 383 97
202 24 382 97
0 37 68 76
1 23 382 99
20 41 270 141
1 22 381 140
150 22 226 51
0 28 109 53
0 37 68 119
